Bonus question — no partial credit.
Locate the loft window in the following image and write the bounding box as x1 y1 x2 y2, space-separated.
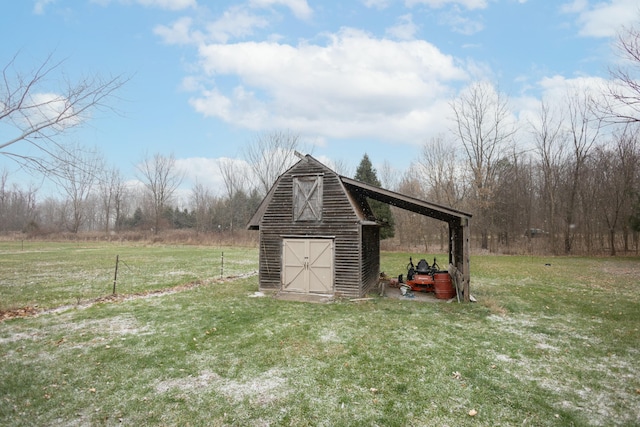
293 175 323 221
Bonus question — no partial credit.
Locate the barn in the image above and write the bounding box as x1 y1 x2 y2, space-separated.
247 154 472 301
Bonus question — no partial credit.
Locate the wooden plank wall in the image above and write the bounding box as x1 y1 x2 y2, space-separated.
360 225 380 295
258 160 365 298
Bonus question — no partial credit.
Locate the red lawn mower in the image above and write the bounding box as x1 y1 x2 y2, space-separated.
399 257 457 300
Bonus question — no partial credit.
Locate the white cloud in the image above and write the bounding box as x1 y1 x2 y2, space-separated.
439 8 484 35
560 0 588 14
154 17 201 45
136 0 196 9
535 75 609 120
188 28 468 144
206 6 271 43
405 0 488 10
33 0 55 15
23 92 82 129
90 0 196 10
175 157 224 194
362 0 391 9
154 6 272 45
562 0 639 38
511 74 611 150
386 14 419 40
249 0 313 20
189 87 236 123
174 156 256 198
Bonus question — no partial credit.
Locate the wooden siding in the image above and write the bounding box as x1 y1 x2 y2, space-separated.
360 225 380 295
257 159 365 298
250 155 472 301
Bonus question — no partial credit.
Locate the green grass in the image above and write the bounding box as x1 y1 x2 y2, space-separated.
0 241 257 311
1 242 639 426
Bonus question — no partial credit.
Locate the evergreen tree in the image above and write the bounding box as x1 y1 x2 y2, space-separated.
128 207 144 229
354 154 395 239
630 194 640 233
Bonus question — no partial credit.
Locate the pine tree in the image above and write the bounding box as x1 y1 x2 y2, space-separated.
630 194 640 233
354 154 395 239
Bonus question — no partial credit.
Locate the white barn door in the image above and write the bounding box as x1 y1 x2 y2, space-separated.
282 238 334 294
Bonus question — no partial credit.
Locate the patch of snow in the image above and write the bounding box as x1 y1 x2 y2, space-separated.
535 342 559 351
248 291 265 298
155 368 289 406
0 331 40 344
494 353 514 363
319 329 341 343
155 371 220 393
167 271 191 276
218 369 287 405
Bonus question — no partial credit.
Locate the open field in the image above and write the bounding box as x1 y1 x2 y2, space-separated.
1 241 639 426
0 241 257 312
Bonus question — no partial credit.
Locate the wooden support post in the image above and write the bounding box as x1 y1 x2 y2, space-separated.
448 223 454 266
462 217 471 302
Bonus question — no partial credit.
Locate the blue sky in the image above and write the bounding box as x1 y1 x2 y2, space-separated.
1 0 638 199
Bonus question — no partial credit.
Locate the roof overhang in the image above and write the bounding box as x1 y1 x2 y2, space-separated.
340 176 472 224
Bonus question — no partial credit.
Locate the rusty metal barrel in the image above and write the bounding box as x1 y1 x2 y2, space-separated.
434 272 456 299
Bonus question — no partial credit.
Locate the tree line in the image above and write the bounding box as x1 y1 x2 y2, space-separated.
391 121 640 255
0 155 263 238
2 121 638 256
2 23 640 255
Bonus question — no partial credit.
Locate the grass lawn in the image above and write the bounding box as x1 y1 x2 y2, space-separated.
0 241 256 311
1 241 639 426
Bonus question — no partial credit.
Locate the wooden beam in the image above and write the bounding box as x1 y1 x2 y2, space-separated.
462 217 470 303
448 223 454 266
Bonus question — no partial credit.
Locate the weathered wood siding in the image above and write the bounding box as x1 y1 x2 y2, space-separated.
258 159 365 298
360 225 380 295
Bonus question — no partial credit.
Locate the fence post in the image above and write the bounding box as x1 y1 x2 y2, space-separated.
113 255 119 295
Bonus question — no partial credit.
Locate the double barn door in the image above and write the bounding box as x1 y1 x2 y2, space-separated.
282 238 334 294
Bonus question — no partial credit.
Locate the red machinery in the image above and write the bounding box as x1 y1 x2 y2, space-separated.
405 257 436 292
399 257 457 299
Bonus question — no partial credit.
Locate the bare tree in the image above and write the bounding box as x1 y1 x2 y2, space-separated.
98 165 124 233
0 168 38 232
50 144 104 233
492 149 535 249
561 87 602 253
594 128 639 255
394 167 430 249
191 181 214 233
530 99 567 253
243 130 301 196
38 196 67 231
0 52 127 174
418 135 467 250
113 179 132 232
136 153 183 234
419 135 465 208
603 21 640 124
450 81 516 249
218 158 247 199
378 160 400 191
327 158 353 177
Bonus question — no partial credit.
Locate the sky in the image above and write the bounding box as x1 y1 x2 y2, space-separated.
1 0 639 201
